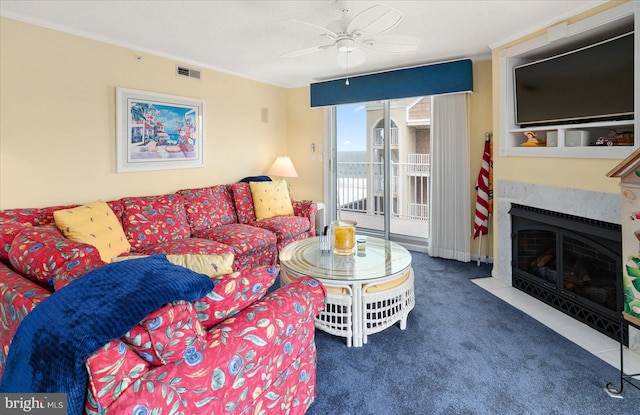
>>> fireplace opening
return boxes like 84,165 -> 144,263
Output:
510,204 -> 623,342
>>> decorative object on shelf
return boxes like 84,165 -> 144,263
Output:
520,131 -> 546,147
595,129 -> 634,146
565,130 -> 590,147
116,88 -> 205,172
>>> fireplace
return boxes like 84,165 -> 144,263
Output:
510,204 -> 624,341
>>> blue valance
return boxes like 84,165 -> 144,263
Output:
310,59 -> 473,107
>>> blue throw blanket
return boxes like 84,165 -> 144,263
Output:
0,255 -> 214,415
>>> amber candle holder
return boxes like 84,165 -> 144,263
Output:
331,220 -> 356,256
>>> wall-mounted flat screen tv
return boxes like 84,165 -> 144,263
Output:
514,32 -> 634,127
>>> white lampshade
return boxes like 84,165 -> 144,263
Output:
267,156 -> 298,178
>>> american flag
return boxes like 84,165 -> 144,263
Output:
473,137 -> 492,239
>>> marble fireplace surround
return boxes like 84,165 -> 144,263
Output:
493,180 -> 621,285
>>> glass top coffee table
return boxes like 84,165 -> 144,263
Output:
279,236 -> 414,347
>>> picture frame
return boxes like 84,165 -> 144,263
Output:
116,87 -> 205,172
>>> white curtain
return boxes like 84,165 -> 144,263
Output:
428,93 -> 471,261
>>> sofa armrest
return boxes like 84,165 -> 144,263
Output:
85,339 -> 151,413
0,261 -> 51,378
292,200 -> 317,236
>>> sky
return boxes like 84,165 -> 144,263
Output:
336,103 -> 366,152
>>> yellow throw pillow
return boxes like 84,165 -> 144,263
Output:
54,200 -> 131,262
249,180 -> 294,221
111,253 -> 234,277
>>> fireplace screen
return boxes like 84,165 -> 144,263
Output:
511,204 -> 622,340
517,229 -> 618,313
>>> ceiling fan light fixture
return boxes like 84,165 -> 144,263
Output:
336,46 -> 366,68
337,38 -> 355,53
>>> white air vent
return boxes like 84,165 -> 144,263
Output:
176,65 -> 201,80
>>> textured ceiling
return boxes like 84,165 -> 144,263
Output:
0,0 -> 608,88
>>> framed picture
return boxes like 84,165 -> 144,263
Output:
116,87 -> 205,172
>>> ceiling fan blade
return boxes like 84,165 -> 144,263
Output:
281,43 -> 334,58
336,47 -> 366,69
360,35 -> 422,53
289,19 -> 339,39
347,5 -> 403,38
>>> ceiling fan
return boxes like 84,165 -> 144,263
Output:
281,1 -> 421,69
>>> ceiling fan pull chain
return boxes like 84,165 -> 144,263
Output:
345,51 -> 350,85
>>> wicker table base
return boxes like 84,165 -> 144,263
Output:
279,237 -> 414,347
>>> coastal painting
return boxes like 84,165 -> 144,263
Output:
116,88 -> 205,172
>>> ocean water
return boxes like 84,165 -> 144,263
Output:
337,150 -> 366,163
337,151 -> 367,178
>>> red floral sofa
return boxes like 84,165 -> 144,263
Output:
0,183 -> 317,275
0,182 -> 323,413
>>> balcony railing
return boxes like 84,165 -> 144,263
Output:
407,154 -> 430,174
408,203 -> 429,220
373,127 -> 399,147
337,157 -> 430,221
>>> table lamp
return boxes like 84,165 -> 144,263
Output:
267,156 -> 298,179
267,155 -> 298,197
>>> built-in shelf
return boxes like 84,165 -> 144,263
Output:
505,120 -> 636,158
499,2 -> 639,159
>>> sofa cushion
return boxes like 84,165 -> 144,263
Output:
0,204 -> 79,227
231,182 -> 256,224
8,224 -> 105,290
194,265 -> 278,330
53,200 -> 131,262
0,221 -> 33,260
121,300 -> 207,365
105,199 -> 124,223
132,237 -> 235,258
193,223 -> 277,257
250,215 -> 312,242
112,253 -> 234,277
249,180 -> 294,221
121,194 -> 190,251
178,185 -> 237,232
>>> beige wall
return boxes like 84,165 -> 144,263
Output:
468,59 -> 494,256
285,88 -> 324,202
0,18 -> 290,208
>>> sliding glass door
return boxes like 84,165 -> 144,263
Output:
330,97 -> 430,249
334,101 -> 384,233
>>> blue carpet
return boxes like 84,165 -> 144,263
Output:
305,251 -> 639,415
